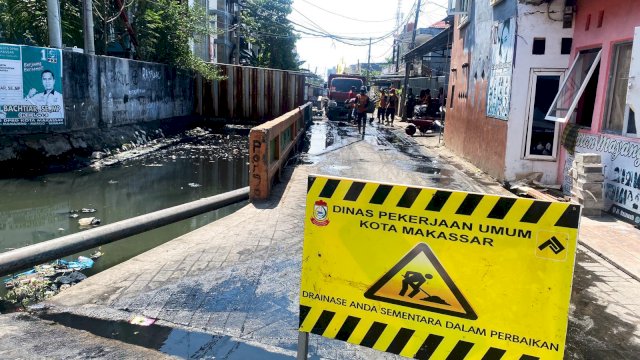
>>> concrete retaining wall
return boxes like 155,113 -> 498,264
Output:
0,51 -> 195,135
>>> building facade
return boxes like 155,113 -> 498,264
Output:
445,0 -> 574,182
552,0 -> 640,223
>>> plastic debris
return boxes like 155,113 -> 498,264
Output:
187,183 -> 202,188
129,315 -> 156,326
78,217 -> 101,227
81,208 -> 97,213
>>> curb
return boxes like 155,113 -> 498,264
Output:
578,240 -> 640,283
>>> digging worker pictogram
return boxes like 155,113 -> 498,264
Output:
400,271 -> 433,298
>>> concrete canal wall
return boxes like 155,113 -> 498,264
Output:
0,50 -> 306,175
0,51 -> 195,135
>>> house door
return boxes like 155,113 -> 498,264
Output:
524,70 -> 564,160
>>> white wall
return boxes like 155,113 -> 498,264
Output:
503,1 -> 573,183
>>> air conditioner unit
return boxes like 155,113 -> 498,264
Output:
447,0 -> 468,15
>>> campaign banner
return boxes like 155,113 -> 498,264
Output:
0,44 -> 64,126
486,18 -> 515,120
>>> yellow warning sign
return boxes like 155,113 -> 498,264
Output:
364,243 -> 477,320
299,175 -> 581,360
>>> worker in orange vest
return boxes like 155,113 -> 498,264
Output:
377,89 -> 388,124
355,86 -> 370,134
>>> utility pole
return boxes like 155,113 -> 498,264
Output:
401,0 -> 421,121
366,38 -> 372,85
234,0 -> 241,65
46,0 -> 63,48
83,0 -> 95,55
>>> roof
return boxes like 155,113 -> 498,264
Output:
429,20 -> 449,29
403,24 -> 453,60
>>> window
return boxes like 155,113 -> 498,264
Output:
624,29 -> 640,137
459,0 -> 471,27
330,78 -> 363,92
604,42 -> 632,133
525,71 -> 564,159
532,38 -> 546,55
450,85 -> 455,108
545,48 -> 602,123
449,0 -> 471,28
561,38 -> 572,55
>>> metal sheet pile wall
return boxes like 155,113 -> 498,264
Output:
199,64 -> 306,121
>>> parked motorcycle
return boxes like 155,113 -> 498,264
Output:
405,101 -> 443,136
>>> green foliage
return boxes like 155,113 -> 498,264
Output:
132,0 -> 221,80
0,0 -> 221,80
241,0 -> 300,70
0,0 -> 81,47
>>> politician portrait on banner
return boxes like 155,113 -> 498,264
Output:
0,45 -> 64,126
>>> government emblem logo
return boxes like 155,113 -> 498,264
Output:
311,200 -> 330,226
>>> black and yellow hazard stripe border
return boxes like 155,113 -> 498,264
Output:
307,175 -> 581,229
300,305 -> 541,360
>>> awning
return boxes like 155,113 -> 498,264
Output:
404,20 -> 453,61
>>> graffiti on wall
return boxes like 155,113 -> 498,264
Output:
486,18 -> 514,120
569,132 -> 640,224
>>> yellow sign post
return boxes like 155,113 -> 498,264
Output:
299,175 -> 581,359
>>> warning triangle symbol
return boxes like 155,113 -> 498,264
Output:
364,243 -> 477,320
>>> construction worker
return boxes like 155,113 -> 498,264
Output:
377,89 -> 388,124
386,88 -> 398,124
404,87 -> 416,121
355,86 -> 370,134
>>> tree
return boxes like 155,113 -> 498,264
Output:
0,0 -> 221,80
241,0 -> 300,70
131,0 -> 221,79
0,0 -> 82,47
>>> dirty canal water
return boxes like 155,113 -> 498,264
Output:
0,127 -> 249,303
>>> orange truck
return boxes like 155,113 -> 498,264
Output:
325,74 -> 366,121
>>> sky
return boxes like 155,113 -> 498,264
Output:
289,0 -> 449,78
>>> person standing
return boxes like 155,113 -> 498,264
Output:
404,87 -> 416,121
377,89 -> 388,123
355,86 -> 370,134
386,88 -> 398,125
346,86 -> 357,121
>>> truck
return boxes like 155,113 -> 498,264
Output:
325,74 -> 366,121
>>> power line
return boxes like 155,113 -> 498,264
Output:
298,0 -> 397,23
289,0 -> 418,45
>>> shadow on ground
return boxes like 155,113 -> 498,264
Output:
565,249 -> 640,359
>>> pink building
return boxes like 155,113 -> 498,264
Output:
551,0 -> 640,224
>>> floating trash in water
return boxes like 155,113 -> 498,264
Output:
81,208 -> 97,213
69,214 -> 79,219
57,228 -> 65,231
188,183 -> 202,188
108,180 -> 119,184
78,217 -> 101,227
144,163 -> 163,167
